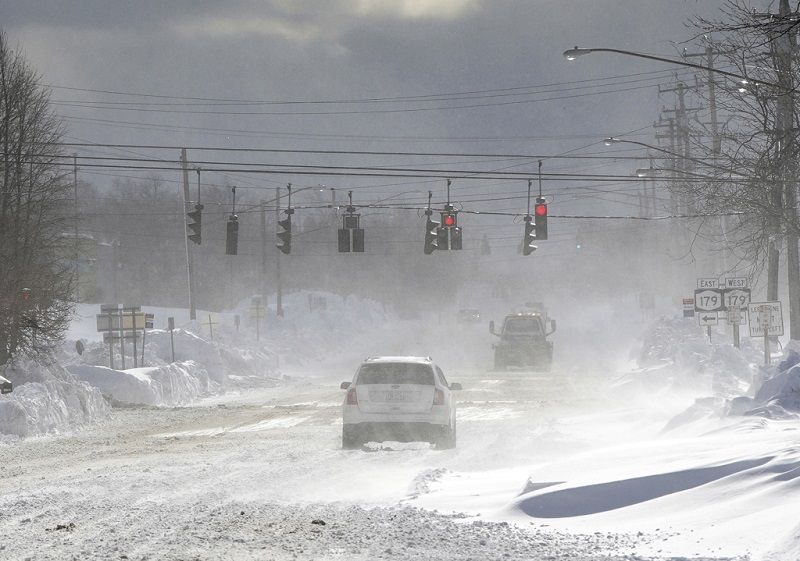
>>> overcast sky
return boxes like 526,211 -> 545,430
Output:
2,0 -> 743,214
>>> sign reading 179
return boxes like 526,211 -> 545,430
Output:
724,288 -> 751,308
694,288 -> 724,312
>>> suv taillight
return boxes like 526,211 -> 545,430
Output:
346,388 -> 358,405
433,388 -> 445,406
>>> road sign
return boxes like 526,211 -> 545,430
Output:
97,312 -> 146,331
682,298 -> 695,318
723,288 -> 751,309
144,313 -> 154,329
726,305 -> 746,325
697,278 -> 718,289
748,302 -> 784,337
698,312 -> 718,326
694,288 -> 724,312
725,277 -> 748,289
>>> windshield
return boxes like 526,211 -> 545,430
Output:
357,363 -> 434,385
504,317 -> 542,334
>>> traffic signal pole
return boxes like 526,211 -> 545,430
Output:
180,149 -> 198,321
275,186 -> 283,317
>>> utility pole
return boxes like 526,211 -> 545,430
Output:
655,115 -> 679,214
275,186 -> 283,317
73,154 -> 79,303
180,149 -> 197,320
659,82 -> 701,215
683,45 -> 723,156
775,0 -> 800,338
260,200 -> 268,300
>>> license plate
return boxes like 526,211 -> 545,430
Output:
385,390 -> 407,402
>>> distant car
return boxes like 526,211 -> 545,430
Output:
490,312 -> 556,371
340,356 -> 461,450
457,308 -> 481,324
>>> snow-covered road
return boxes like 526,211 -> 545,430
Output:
0,361 -> 792,560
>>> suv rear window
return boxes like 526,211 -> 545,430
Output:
357,363 -> 434,385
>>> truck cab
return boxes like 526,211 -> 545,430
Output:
490,313 -> 556,371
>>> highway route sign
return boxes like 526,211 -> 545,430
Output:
698,312 -> 718,326
723,288 -> 751,309
748,302 -> 784,337
694,288 -> 724,312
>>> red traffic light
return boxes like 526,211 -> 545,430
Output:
535,203 -> 547,217
442,213 -> 456,227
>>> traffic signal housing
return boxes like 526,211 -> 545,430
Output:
187,203 -> 203,245
225,214 -> 239,255
277,209 -> 293,255
439,210 -> 462,250
523,215 -> 537,255
423,213 -> 439,254
534,198 -> 548,240
338,213 -> 364,253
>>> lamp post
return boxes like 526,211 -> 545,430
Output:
563,47 -> 781,89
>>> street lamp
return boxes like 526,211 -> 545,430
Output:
563,46 -> 781,89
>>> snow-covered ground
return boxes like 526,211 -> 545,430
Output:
2,307 -> 800,559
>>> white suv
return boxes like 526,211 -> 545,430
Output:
340,356 -> 461,449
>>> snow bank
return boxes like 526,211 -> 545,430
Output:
0,358 -> 108,437
67,361 -> 214,407
614,316 -> 755,398
735,341 -> 800,419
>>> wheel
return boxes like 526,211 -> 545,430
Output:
342,425 -> 362,449
435,422 -> 457,450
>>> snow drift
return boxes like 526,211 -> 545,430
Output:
0,358 -> 109,437
67,361 -> 214,407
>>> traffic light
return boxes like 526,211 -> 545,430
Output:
441,212 -> 457,228
424,214 -> 439,254
438,211 -> 462,250
534,197 -> 548,240
450,227 -> 462,250
338,213 -> 364,253
277,210 -> 293,255
225,214 -> 239,255
187,203 -> 203,245
523,215 -> 537,256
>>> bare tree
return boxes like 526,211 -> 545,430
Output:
0,29 -> 73,365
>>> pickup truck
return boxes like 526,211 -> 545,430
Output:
490,313 -> 556,371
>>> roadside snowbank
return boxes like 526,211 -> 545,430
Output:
0,358 -> 108,437
614,316 -> 755,398
66,361 -> 214,407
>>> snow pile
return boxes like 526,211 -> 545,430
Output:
731,341 -> 800,419
615,316 -> 755,398
0,357 -> 108,437
66,361 -> 214,407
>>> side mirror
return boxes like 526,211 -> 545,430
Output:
547,319 -> 557,335
449,383 -> 463,391
489,320 -> 495,335
340,381 -> 351,390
